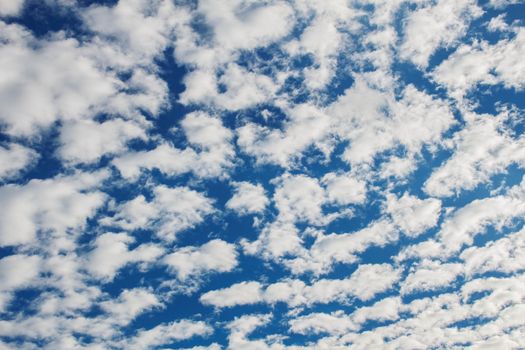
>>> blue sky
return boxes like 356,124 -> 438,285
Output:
1,0 -> 525,349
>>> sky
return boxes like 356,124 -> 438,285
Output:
0,0 -> 525,349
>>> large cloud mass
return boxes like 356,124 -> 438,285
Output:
1,0 -> 525,349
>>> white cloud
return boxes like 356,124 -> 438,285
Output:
113,112 -> 233,180
0,171 -> 107,247
322,172 -> 367,205
2,2 -> 525,349
424,111 -> 525,197
399,180 -> 525,260
0,0 -> 24,17
57,119 -> 146,164
174,0 -> 293,110
124,320 -> 213,350
236,103 -> 331,167
179,345 -> 221,350
112,143 -> 199,180
197,0 -> 294,52
461,227 -> 525,277
272,173 -> 326,224
226,313 -> 273,348
351,296 -> 402,326
433,28 -> 525,99
331,273 -> 525,348
287,220 -> 398,275
241,220 -> 304,261
164,239 -> 238,280
488,0 -> 522,8
180,64 -> 277,110
0,19 -> 167,137
385,192 -> 441,237
235,73 -> 453,173
83,0 -> 176,60
200,281 -> 264,308
438,184 -> 525,253
400,260 -> 463,295
330,80 -> 455,167
348,263 -> 401,301
100,288 -> 161,326
86,233 -> 163,281
182,111 -> 233,149
226,181 -> 268,215
0,254 -> 40,291
0,143 -> 37,181
289,311 -> 357,335
290,297 -> 402,336
103,185 -> 214,241
487,14 -> 509,32
379,155 -> 418,179
200,263 -> 400,308
0,24 -> 114,136
285,10 -> 349,90
400,0 -> 482,68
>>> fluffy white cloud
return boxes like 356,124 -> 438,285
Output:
433,27 -> 525,99
0,0 -> 24,17
226,181 -> 268,215
180,63 -> 277,110
284,3 -> 358,90
461,227 -> 525,276
86,233 -> 163,281
174,0 -> 294,110
379,155 -> 418,179
385,192 -> 441,237
351,296 -> 402,326
0,171 -> 107,247
0,19 -> 167,137
200,263 -> 400,308
290,297 -> 401,335
197,0 -> 294,52
425,111 -> 525,197
57,119 -> 146,164
400,0 -> 482,68
399,179 -> 525,260
487,14 -> 509,32
2,2 -> 525,349
289,311 -> 357,335
0,254 -> 40,291
181,111 -> 233,149
200,281 -> 264,308
113,143 -> 198,180
103,185 -> 214,241
226,313 -> 273,348
237,104 -> 331,167
272,173 -> 326,224
83,0 -> 176,60
0,143 -> 37,180
322,172 -> 367,205
438,185 -> 525,253
164,239 -> 238,280
287,220 -> 398,275
113,112 -> 233,180
0,29 -> 110,135
100,288 -> 161,326
400,260 -> 463,295
329,80 -> 455,167
488,0 -> 522,8
241,220 -> 304,261
123,320 -> 213,350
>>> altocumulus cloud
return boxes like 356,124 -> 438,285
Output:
1,0 -> 525,349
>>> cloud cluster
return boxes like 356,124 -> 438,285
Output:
1,0 -> 525,349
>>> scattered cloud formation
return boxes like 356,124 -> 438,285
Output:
1,1 -> 525,349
